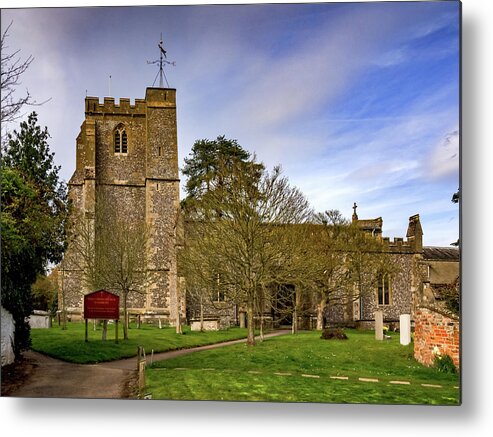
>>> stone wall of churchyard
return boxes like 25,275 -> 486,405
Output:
414,307 -> 460,368
1,306 -> 15,366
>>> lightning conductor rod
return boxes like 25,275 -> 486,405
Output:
159,34 -> 164,88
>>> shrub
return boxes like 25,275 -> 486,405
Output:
434,353 -> 457,374
321,328 -> 348,340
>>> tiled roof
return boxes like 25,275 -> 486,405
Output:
423,246 -> 460,261
356,218 -> 383,231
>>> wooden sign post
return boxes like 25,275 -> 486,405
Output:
83,290 -> 120,344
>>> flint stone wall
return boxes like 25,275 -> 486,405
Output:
360,252 -> 415,322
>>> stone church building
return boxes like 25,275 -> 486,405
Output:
185,207 -> 459,330
63,87 -> 182,324
62,86 -> 459,330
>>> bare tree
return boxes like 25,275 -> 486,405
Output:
66,193 -> 150,340
181,161 -> 312,345
419,278 -> 459,321
343,224 -> 397,315
307,210 -> 398,329
1,22 -> 34,131
96,215 -> 149,340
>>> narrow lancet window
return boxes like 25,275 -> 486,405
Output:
121,131 -> 128,154
377,274 -> 391,305
114,125 -> 128,155
114,131 -> 121,153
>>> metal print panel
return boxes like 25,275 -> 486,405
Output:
1,1 -> 460,405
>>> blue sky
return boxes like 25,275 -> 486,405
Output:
1,1 -> 460,246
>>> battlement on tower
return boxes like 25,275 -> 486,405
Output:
85,96 -> 146,115
381,236 -> 416,253
84,88 -> 176,115
354,203 -> 423,254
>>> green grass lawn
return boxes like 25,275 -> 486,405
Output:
30,322 -> 252,364
146,329 -> 460,405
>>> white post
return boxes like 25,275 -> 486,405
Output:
375,310 -> 384,341
239,312 -> 246,328
400,314 -> 411,345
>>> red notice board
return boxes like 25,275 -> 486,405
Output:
84,290 -> 120,320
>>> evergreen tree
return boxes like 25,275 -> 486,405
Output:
181,135 -> 263,211
181,162 -> 312,345
1,112 -> 67,356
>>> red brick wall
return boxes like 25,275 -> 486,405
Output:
414,308 -> 460,368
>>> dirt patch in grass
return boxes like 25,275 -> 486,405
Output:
121,371 -> 139,399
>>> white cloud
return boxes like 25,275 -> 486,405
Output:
373,48 -> 408,67
2,4 -> 459,246
427,129 -> 459,179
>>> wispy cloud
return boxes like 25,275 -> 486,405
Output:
1,2 -> 459,246
427,129 -> 460,179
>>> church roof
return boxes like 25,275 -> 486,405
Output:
423,246 -> 460,261
355,218 -> 383,232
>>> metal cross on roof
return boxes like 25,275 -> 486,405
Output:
147,33 -> 176,88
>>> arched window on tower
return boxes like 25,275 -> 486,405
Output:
114,125 -> 128,155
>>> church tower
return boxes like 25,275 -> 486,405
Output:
63,87 -> 181,324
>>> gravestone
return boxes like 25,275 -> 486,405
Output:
239,312 -> 246,328
190,318 -> 219,331
399,314 -> 411,345
28,310 -> 52,329
375,310 -> 384,341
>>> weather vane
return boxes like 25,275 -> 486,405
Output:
147,33 -> 176,88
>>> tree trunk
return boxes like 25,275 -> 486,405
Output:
176,306 -> 182,334
246,297 -> 255,346
259,288 -> 264,341
259,312 -> 264,342
61,264 -> 67,330
62,308 -> 67,331
199,295 -> 204,332
102,319 -> 108,341
123,292 -> 129,340
176,287 -> 182,334
316,296 -> 327,330
291,290 -> 298,335
292,305 -> 297,335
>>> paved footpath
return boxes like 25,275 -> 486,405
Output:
4,331 -> 289,399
